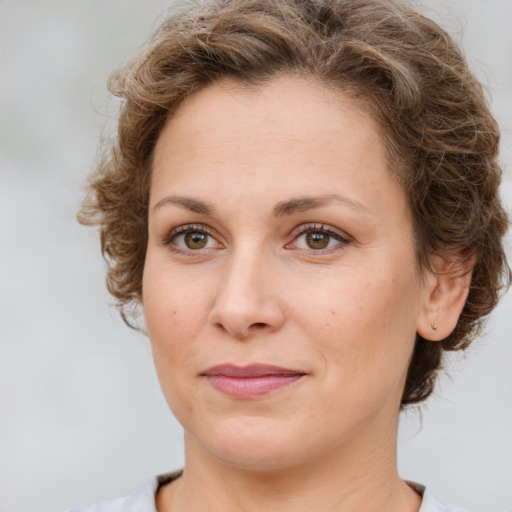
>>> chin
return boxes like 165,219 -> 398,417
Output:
212,445 -> 301,473
193,417 -> 309,472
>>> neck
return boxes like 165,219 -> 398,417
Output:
159,415 -> 421,512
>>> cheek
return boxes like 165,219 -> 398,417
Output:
142,270 -> 206,420
142,261 -> 209,362
290,266 -> 420,373
288,270 -> 395,333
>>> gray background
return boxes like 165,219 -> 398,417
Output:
1,1 -> 511,511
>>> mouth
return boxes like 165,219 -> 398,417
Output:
201,364 -> 307,399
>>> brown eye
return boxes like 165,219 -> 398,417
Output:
287,224 -> 350,253
306,232 -> 330,249
166,226 -> 219,252
184,232 -> 209,249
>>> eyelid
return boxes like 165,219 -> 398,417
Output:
161,222 -> 350,254
162,223 -> 223,252
286,223 -> 351,252
291,223 -> 350,241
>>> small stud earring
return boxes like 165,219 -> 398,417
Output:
431,322 -> 438,331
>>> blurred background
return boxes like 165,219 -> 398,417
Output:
1,1 -> 511,511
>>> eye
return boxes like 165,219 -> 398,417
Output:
178,232 -> 211,250
302,232 -> 332,250
287,224 -> 350,252
163,225 -> 221,252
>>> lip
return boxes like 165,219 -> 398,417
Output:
202,364 -> 307,399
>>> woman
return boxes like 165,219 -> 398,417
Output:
74,0 -> 509,510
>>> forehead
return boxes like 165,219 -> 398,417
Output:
150,75 -> 404,218
154,75 -> 384,165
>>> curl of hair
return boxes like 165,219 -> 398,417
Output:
78,0 -> 510,405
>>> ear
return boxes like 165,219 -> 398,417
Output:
416,256 -> 473,341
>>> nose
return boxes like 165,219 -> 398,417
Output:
208,249 -> 286,339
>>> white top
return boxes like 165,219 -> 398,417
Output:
68,475 -> 466,512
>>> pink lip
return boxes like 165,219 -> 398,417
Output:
202,364 -> 306,399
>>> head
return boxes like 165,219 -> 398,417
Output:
79,0 -> 509,412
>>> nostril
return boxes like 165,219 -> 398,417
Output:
251,322 -> 266,329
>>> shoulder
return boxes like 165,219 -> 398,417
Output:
69,475 -> 465,512
419,487 -> 467,512
67,477 -> 159,512
407,481 -> 466,512
67,472 -> 182,512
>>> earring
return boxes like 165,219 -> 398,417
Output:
431,322 -> 438,332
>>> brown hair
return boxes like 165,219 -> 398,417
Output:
79,0 -> 510,406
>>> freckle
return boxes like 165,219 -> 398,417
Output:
331,311 -> 336,315
172,310 -> 177,315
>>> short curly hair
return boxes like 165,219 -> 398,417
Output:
79,0 -> 510,406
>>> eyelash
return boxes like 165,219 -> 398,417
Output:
162,223 -> 351,255
162,224 -> 221,254
286,223 -> 351,254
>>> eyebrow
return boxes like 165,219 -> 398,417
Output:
153,193 -> 369,217
153,196 -> 217,215
273,194 -> 370,217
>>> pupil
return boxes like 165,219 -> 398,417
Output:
306,232 -> 329,249
185,232 -> 207,249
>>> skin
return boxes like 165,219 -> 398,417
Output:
143,75 -> 469,512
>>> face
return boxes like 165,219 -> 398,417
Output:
144,76 -> 430,471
